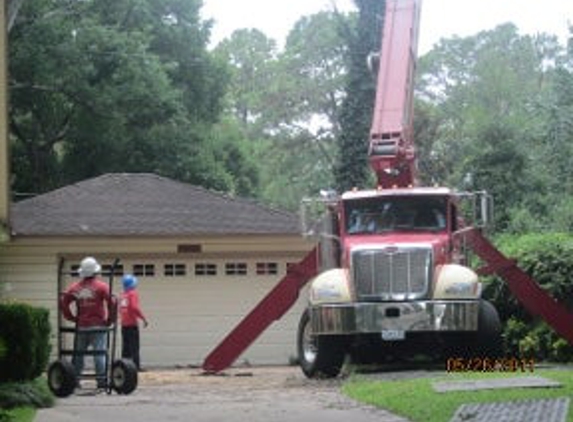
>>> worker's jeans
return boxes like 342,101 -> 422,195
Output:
122,326 -> 141,370
73,327 -> 107,383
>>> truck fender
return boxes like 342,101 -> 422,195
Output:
433,264 -> 482,300
309,268 -> 352,305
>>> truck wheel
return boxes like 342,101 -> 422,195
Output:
445,300 -> 502,358
297,309 -> 345,378
111,359 -> 138,395
475,299 -> 503,356
47,359 -> 77,398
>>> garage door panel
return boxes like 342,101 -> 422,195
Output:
119,259 -> 310,367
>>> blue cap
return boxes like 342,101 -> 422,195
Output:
122,274 -> 138,291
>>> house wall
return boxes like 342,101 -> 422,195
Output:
0,235 -> 315,367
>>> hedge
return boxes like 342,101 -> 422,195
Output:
0,302 -> 51,382
482,232 -> 573,361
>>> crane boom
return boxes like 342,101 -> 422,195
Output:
369,0 -> 420,188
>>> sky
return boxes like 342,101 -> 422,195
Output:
201,0 -> 573,53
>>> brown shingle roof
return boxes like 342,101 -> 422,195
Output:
10,173 -> 300,236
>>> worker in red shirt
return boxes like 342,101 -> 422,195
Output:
61,257 -> 113,387
120,274 -> 148,371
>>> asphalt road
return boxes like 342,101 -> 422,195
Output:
35,366 -> 411,422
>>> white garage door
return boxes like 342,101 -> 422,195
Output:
105,256 -> 309,368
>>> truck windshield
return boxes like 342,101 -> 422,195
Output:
345,196 -> 447,234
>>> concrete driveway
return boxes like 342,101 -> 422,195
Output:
35,366 -> 410,422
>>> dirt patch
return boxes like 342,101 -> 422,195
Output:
139,365 -> 340,390
137,362 -> 442,391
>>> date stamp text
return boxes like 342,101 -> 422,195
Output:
446,357 -> 535,372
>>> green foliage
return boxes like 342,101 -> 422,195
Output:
214,29 -> 278,127
0,337 -> 6,359
482,233 -> 573,361
0,303 -> 51,382
0,377 -> 54,410
462,124 -> 528,231
9,0 -> 239,196
502,318 -> 529,356
205,118 -> 260,197
214,12 -> 352,209
413,101 -> 442,185
334,0 -> 383,192
416,24 -> 573,233
0,407 -> 35,422
255,130 -> 338,210
282,11 -> 348,130
9,0 -> 573,229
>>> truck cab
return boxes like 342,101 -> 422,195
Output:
297,188 -> 501,378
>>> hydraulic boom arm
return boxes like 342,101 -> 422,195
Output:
369,0 -> 420,188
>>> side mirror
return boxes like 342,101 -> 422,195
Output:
480,192 -> 494,227
454,191 -> 494,230
300,192 -> 339,239
473,191 -> 493,229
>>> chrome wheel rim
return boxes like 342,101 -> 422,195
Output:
302,322 -> 317,364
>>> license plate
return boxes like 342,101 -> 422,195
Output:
381,330 -> 405,341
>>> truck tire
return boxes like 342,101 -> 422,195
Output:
445,299 -> 502,358
475,299 -> 503,356
47,359 -> 77,398
111,358 -> 138,395
297,309 -> 345,378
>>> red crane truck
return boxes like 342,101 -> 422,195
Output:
202,0 -> 573,376
296,0 -> 500,377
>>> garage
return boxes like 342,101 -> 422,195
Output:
0,173 -> 314,367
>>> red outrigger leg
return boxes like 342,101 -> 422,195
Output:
464,228 -> 573,345
202,247 -> 319,373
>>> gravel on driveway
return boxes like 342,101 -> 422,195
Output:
35,366 -> 411,422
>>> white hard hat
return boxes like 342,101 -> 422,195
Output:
78,257 -> 101,279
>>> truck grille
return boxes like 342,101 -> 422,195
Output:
351,245 -> 432,301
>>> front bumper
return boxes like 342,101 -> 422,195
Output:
309,300 -> 479,334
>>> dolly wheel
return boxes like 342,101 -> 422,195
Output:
111,359 -> 138,395
47,360 -> 77,398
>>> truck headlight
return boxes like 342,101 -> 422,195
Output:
433,264 -> 481,299
309,269 -> 352,305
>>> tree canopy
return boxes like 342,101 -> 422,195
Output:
213,11 -> 352,209
416,23 -> 573,231
8,0 -> 255,196
8,0 -> 573,235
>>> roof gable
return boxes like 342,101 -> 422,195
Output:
10,173 -> 300,236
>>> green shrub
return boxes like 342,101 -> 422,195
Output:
0,303 -> 51,382
482,232 -> 573,361
31,308 -> 51,380
502,317 -> 528,356
0,337 -> 6,359
0,377 -> 54,409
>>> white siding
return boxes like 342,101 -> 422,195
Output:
0,235 -> 314,368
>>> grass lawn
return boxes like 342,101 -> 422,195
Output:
343,367 -> 573,422
0,407 -> 35,422
0,377 -> 53,422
